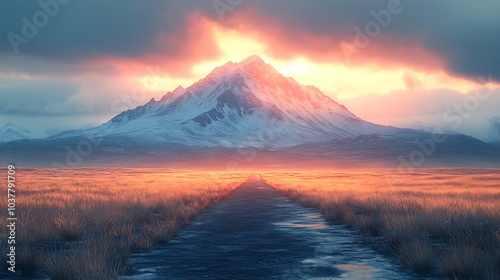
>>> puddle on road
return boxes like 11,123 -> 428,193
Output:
121,181 -> 439,280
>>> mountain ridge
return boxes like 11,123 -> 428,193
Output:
2,55 -> 500,168
89,55 -> 396,148
0,123 -> 30,143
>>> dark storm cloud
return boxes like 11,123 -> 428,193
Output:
239,0 -> 500,81
1,0 -> 500,80
0,54 -> 106,77
0,0 -> 219,61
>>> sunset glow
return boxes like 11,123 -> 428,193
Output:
2,1 -> 499,140
1,2 -> 500,278
137,22 -> 494,101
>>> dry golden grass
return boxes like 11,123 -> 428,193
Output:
0,168 -> 248,279
264,168 -> 500,280
1,167 -> 498,279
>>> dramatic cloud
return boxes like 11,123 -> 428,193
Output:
0,1 -> 219,62
1,1 -> 500,139
2,1 -> 499,80
229,0 -> 500,81
342,88 -> 500,141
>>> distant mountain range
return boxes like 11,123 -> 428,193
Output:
1,56 -> 499,168
410,121 -> 457,135
0,124 -> 30,143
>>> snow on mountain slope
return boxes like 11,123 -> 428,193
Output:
0,124 -> 30,143
410,121 -> 457,135
92,55 -> 396,148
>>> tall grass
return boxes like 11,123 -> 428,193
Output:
0,168 -> 248,279
264,168 -> 500,279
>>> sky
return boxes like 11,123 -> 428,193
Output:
1,0 -> 499,141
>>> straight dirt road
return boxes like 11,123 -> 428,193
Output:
122,176 -> 436,280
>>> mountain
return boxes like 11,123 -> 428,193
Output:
78,55 -> 395,148
0,124 -> 30,143
1,55 -> 500,168
410,121 -> 456,135
490,141 -> 500,148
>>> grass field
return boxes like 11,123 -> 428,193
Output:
264,168 -> 500,280
1,168 -> 498,279
0,168 -> 248,279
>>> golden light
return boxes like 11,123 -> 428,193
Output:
136,20 -> 494,101
138,75 -> 194,93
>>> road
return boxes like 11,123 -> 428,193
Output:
122,177 -> 436,280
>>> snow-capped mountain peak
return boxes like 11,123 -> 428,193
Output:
95,55 -> 393,148
0,124 -> 30,143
